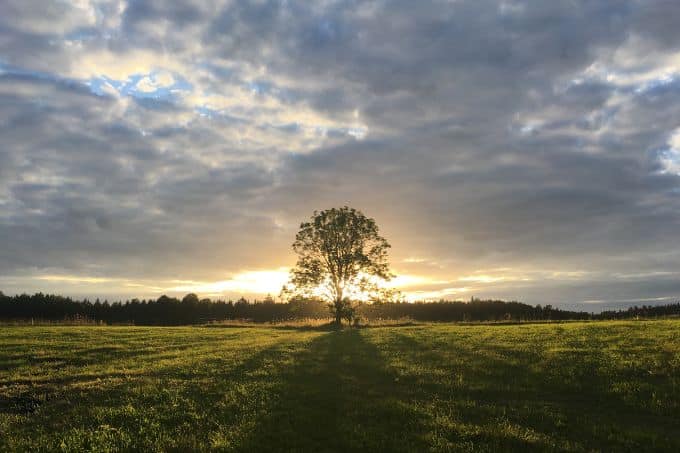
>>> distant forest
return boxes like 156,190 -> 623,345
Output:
1,291 -> 679,325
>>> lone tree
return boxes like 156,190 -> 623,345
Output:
284,206 -> 394,325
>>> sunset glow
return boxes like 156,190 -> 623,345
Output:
1,0 -> 680,310
3,3 -> 680,452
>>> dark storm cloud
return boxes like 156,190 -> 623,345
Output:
1,0 -> 680,306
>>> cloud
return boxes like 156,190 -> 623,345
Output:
1,1 -> 680,308
134,71 -> 175,92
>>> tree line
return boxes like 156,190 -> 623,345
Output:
1,291 -> 678,325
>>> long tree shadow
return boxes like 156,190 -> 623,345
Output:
237,329 -> 430,452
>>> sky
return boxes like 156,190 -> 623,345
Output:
1,0 -> 680,311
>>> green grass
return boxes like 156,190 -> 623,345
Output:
1,321 -> 679,452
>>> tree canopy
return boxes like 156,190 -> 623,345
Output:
284,206 -> 395,325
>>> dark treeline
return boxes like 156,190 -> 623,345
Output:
360,299 -> 591,322
0,291 -> 679,325
598,303 -> 680,319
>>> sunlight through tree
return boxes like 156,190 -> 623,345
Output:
283,207 -> 395,325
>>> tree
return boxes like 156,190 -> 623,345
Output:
182,293 -> 200,305
284,206 -> 394,325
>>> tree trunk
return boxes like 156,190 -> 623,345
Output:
334,283 -> 344,326
334,299 -> 343,326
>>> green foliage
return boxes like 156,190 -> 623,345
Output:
285,206 -> 394,325
1,321 -> 679,451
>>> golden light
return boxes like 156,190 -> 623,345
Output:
167,268 -> 290,297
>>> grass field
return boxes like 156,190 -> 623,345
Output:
1,321 -> 679,452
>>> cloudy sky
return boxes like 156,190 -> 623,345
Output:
1,0 -> 680,310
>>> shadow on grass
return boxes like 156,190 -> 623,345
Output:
236,329 -> 430,452
8,326 -> 677,452
1,335 -> 317,451
0,343 -> 203,384
383,330 -> 680,452
204,322 -> 426,331
204,323 -> 339,332
3,330 -> 431,451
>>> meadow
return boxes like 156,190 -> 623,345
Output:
1,321 -> 679,452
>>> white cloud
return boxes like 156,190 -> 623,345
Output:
659,129 -> 680,175
134,71 -> 176,93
